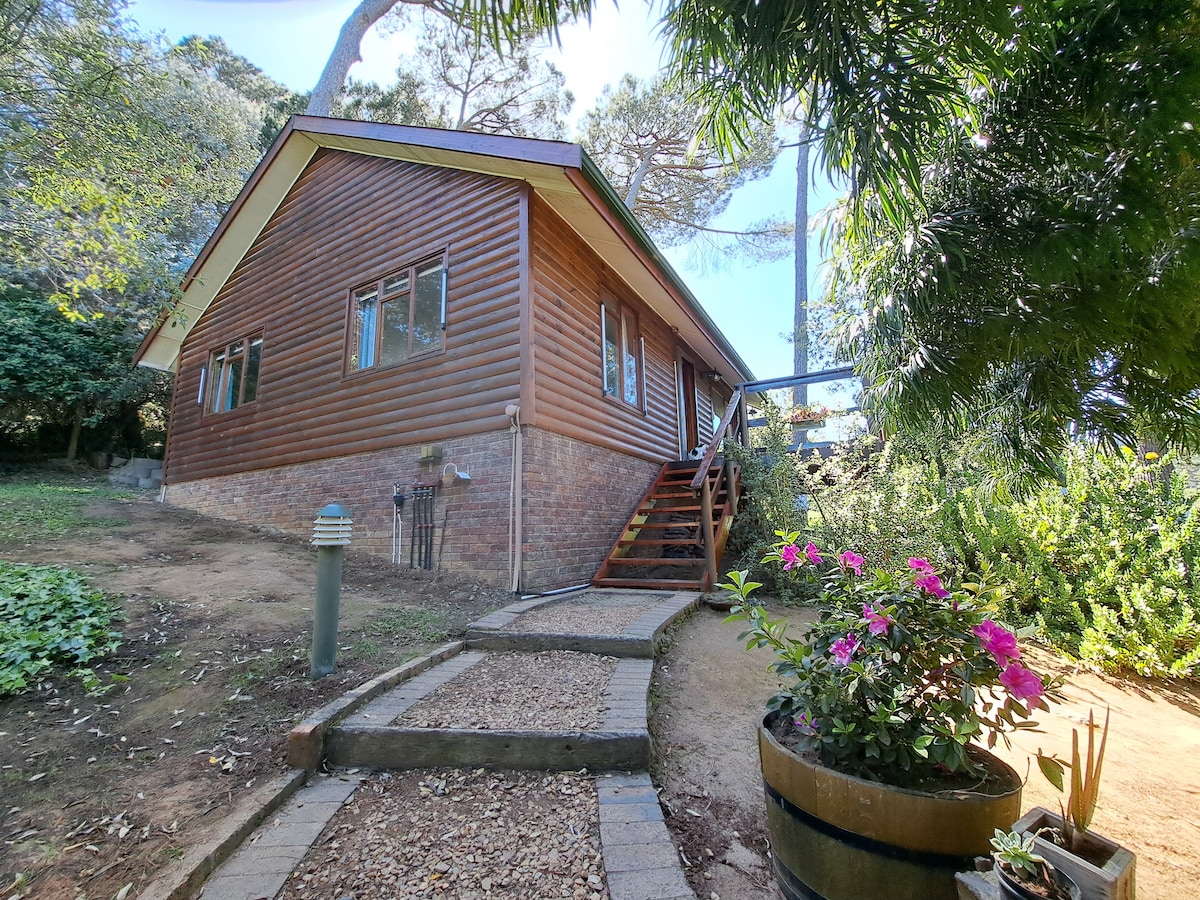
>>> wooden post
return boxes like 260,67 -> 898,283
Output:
724,456 -> 739,509
699,476 -> 717,590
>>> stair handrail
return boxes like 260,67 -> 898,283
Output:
690,388 -> 744,588
689,388 -> 744,492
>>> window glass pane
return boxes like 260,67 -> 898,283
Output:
622,311 -> 639,405
242,338 -> 263,404
355,291 -> 378,369
379,297 -> 411,365
412,263 -> 444,356
228,339 -> 244,357
382,274 -> 409,296
602,306 -> 619,395
226,354 -> 243,410
208,351 -> 226,412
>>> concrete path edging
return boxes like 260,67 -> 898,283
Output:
286,640 -> 465,770
137,769 -> 307,900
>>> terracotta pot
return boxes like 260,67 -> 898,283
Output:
759,711 -> 1024,900
997,861 -> 1082,900
1013,807 -> 1137,900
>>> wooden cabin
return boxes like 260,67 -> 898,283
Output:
135,116 -> 753,592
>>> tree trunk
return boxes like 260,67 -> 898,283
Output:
792,125 -> 811,412
307,0 -> 406,117
66,403 -> 83,461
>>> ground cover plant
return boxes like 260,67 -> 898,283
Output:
729,435 -> 1200,676
0,562 -> 123,696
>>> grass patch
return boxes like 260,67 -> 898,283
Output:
370,607 -> 453,643
0,481 -> 131,542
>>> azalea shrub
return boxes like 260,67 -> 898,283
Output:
724,534 -> 1059,786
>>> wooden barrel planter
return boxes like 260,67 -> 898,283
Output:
759,712 -> 1024,900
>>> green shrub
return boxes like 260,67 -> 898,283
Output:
0,563 -> 124,696
966,447 -> 1200,677
725,403 -> 815,602
752,436 -> 1200,677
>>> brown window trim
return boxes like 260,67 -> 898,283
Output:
346,251 -> 448,375
600,298 -> 646,413
200,333 -> 264,415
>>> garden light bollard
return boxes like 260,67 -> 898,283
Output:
310,503 -> 352,680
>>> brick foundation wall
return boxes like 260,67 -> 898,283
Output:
163,427 -> 662,591
164,432 -> 513,585
520,428 -> 660,588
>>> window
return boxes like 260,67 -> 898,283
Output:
601,301 -> 644,409
204,335 -> 263,413
351,256 -> 447,371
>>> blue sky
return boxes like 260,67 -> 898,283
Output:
126,0 -> 843,381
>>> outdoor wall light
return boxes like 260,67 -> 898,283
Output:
441,462 -> 471,487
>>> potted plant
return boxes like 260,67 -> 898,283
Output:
723,533 -> 1062,900
991,829 -> 1082,900
1016,709 -> 1136,900
783,402 -> 831,426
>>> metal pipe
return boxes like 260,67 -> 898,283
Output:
310,503 -> 351,680
311,544 -> 344,679
506,404 -> 523,593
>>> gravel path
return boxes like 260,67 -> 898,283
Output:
508,594 -> 668,635
275,769 -> 607,900
393,651 -> 617,731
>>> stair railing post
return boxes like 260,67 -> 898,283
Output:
699,477 -> 718,590
724,456 -> 739,509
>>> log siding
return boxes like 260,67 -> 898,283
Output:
528,195 -> 689,462
165,150 -> 524,484
532,194 -> 720,460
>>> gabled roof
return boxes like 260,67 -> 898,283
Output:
135,116 -> 754,384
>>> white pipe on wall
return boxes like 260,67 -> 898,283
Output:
506,403 -> 523,593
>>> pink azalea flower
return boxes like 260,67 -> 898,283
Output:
838,550 -> 864,575
908,557 -> 935,574
1000,663 -> 1045,710
914,573 -> 951,598
794,712 -> 816,732
862,602 -> 893,637
780,544 -> 801,570
973,620 -> 1021,666
804,542 -> 824,566
830,632 -> 860,666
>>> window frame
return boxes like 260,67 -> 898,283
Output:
600,299 -> 645,412
347,252 -> 448,374
201,333 -> 264,415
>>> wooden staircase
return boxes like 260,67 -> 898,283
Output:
592,460 -> 739,591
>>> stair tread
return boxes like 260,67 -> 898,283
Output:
606,557 -> 704,566
616,538 -> 700,546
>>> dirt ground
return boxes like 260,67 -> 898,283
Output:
651,603 -> 1200,900
0,485 -> 512,900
